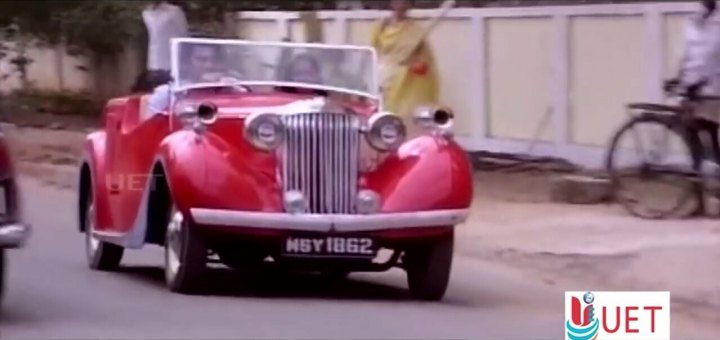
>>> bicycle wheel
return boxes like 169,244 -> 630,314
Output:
606,114 -> 700,219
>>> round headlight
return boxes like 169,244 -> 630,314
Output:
366,112 -> 406,151
244,112 -> 284,150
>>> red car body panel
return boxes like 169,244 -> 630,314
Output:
82,131 -> 113,232
364,136 -> 473,212
83,90 -> 472,247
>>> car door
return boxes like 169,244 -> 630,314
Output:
112,96 -> 171,234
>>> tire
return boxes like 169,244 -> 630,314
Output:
164,202 -> 207,294
606,114 -> 699,219
320,270 -> 350,282
405,231 -> 454,301
216,250 -> 265,272
84,187 -> 124,271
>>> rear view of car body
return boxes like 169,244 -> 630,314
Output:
0,135 -> 31,307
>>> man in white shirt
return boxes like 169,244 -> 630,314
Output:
143,1 -> 188,72
665,0 -> 720,214
132,1 -> 188,93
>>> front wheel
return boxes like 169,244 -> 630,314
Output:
164,204 -> 207,294
85,191 -> 124,270
606,114 -> 699,219
404,231 -> 454,301
320,270 -> 350,282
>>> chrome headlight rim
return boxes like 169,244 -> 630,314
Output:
365,111 -> 406,151
244,112 -> 285,151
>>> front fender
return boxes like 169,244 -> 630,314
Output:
365,135 -> 473,213
156,130 -> 281,214
81,131 -> 113,230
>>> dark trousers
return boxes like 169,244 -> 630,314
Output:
687,118 -> 720,166
686,118 -> 720,212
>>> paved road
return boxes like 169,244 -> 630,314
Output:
2,177 -> 566,339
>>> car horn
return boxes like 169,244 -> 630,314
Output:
412,105 -> 454,136
197,102 -> 219,125
177,102 -> 218,133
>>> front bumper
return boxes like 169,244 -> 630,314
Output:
0,222 -> 30,248
190,208 -> 468,232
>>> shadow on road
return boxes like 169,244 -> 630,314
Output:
116,265 -> 415,301
0,307 -> 38,326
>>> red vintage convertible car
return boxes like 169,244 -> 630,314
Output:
77,38 -> 472,300
0,129 -> 30,307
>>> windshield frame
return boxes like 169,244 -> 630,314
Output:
169,37 -> 379,99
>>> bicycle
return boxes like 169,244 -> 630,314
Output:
605,80 -> 720,219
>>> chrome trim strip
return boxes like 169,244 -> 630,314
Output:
190,208 -> 469,232
177,81 -> 377,99
0,223 -> 31,248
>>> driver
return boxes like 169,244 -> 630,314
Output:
146,42 -> 244,114
180,43 -> 225,84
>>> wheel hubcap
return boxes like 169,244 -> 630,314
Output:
86,204 -> 100,258
165,207 -> 183,280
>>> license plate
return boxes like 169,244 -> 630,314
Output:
283,236 -> 375,257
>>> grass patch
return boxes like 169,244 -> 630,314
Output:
2,89 -> 103,116
0,89 -> 102,129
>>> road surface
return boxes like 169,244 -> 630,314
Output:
1,176 -> 569,339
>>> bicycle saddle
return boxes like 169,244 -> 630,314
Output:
626,102 -> 684,114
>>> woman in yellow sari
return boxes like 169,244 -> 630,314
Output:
371,0 -> 440,124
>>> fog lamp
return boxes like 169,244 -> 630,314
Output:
284,190 -> 306,214
356,190 -> 380,214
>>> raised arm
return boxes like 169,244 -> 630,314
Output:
172,5 -> 189,38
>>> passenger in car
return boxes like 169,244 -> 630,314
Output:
278,54 -> 327,96
282,53 -> 322,84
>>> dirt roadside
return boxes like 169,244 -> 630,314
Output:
5,123 -> 720,330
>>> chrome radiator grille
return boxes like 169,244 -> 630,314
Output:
282,113 -> 361,214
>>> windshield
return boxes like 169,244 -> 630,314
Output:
170,38 -> 378,98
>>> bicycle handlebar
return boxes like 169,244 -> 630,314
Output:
664,78 -> 720,101
668,89 -> 720,101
